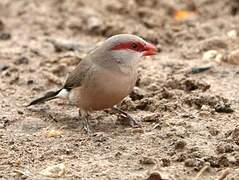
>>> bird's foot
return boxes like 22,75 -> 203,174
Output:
82,119 -> 93,135
112,107 -> 141,128
79,110 -> 94,135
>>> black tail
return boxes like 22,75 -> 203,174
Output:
27,89 -> 62,107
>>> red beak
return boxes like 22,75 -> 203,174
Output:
143,42 -> 157,56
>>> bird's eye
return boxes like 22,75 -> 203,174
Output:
131,43 -> 138,49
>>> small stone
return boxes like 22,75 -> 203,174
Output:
216,143 -> 234,154
200,37 -> 228,51
139,156 -> 156,165
14,169 -> 31,179
46,129 -> 64,138
205,156 -> 220,168
136,97 -> 154,111
51,64 -> 66,76
27,80 -> 34,85
218,155 -> 230,167
40,163 -> 66,177
17,110 -> 24,115
14,57 -> 29,65
106,2 -> 124,13
0,19 -> 4,31
201,105 -> 211,111
227,30 -> 237,38
93,132 -> 108,142
185,159 -> 194,167
42,71 -> 62,85
119,97 -> 136,111
232,127 -> 239,145
86,16 -> 103,33
161,158 -> 170,167
9,75 -> 20,85
199,111 -> 210,117
0,32 -> 11,40
0,64 -> 9,72
146,172 -> 162,180
185,159 -> 206,170
130,87 -> 145,101
227,49 -> 239,65
215,102 -> 234,113
161,88 -> 173,99
147,83 -> 159,91
233,154 -> 239,165
215,53 -> 224,62
175,140 -> 187,150
207,127 -> 219,136
142,113 -> 161,122
202,50 -> 218,62
191,66 -> 212,74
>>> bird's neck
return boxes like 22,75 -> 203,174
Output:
91,49 -> 140,75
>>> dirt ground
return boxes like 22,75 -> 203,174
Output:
1,0 -> 239,179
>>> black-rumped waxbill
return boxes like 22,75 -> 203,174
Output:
28,34 -> 157,134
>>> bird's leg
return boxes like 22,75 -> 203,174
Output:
112,107 -> 141,127
79,110 -> 93,135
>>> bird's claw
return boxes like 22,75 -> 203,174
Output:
113,107 -> 141,128
82,121 -> 93,135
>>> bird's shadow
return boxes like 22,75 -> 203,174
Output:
26,105 -> 120,133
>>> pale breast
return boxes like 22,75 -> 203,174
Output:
69,66 -> 137,111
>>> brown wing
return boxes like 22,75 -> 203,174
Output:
63,57 -> 93,90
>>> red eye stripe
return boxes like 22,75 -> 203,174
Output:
111,41 -> 145,52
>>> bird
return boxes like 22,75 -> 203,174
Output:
27,34 -> 157,134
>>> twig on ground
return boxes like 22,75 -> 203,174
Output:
192,163 -> 210,180
217,168 -> 231,180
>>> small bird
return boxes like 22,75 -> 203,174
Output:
28,34 -> 157,134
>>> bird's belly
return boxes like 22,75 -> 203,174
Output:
69,71 -> 136,111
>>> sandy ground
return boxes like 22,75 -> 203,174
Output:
1,0 -> 239,179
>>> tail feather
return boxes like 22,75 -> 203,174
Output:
27,89 -> 63,107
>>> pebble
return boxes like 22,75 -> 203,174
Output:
146,172 -> 162,180
161,158 -> 170,167
201,105 -> 211,111
27,79 -> 34,85
202,50 -> 221,62
139,156 -> 156,165
86,16 -> 103,33
142,113 -> 161,122
174,140 -> 187,150
93,132 -> 108,142
214,102 -> 234,113
14,57 -> 29,65
227,49 -> 239,65
216,142 -> 234,154
0,19 -> 4,31
199,110 -> 210,117
191,66 -> 212,74
0,32 -> 11,40
231,127 -> 239,145
200,37 -> 228,51
42,71 -> 62,85
40,163 -> 66,177
227,30 -> 237,39
184,158 -> 200,168
106,2 -> 124,13
130,87 -> 145,101
46,129 -> 64,138
0,64 -> 9,72
207,127 -> 219,136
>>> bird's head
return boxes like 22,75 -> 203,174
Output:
93,34 -> 157,66
108,34 -> 157,56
